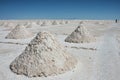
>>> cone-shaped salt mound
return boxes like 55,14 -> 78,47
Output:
59,21 -> 64,24
65,24 -> 96,43
79,21 -> 83,24
26,22 -> 38,28
10,31 -> 77,77
52,21 -> 58,25
65,21 -> 69,24
5,24 -> 33,39
41,21 -> 48,26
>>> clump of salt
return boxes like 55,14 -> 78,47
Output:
5,24 -> 33,39
65,24 -> 96,43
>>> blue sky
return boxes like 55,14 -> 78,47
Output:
0,0 -> 120,20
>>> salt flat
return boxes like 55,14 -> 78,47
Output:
0,20 -> 120,80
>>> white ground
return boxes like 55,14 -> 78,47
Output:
0,20 -> 120,80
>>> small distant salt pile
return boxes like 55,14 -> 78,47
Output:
31,22 -> 38,26
59,21 -> 64,24
24,22 -> 31,28
41,21 -> 46,26
65,21 -> 69,24
94,21 -> 104,25
10,31 -> 77,77
26,22 -> 38,28
5,24 -> 33,39
36,21 -> 41,25
52,20 -> 58,25
23,22 -> 29,26
0,22 -> 4,26
2,22 -> 8,27
41,21 -> 49,26
79,21 -> 83,24
5,22 -> 16,29
65,24 -> 96,43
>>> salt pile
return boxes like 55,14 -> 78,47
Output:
65,21 -> 69,24
31,22 -> 38,26
0,22 -> 4,26
79,21 -> 83,24
4,22 -> 17,29
8,22 -> 15,27
10,31 -> 77,77
65,24 -> 96,43
24,22 -> 32,28
36,21 -> 41,25
5,24 -> 33,39
52,20 -> 58,25
41,21 -> 48,26
26,22 -> 38,28
24,22 -> 30,26
59,21 -> 64,24
3,22 -> 18,31
2,22 -> 8,27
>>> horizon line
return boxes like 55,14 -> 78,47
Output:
0,18 -> 119,20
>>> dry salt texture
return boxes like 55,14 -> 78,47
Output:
65,24 -> 96,43
0,20 -> 120,80
10,31 -> 77,77
5,24 -> 33,39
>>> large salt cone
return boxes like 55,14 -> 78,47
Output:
10,31 -> 77,77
